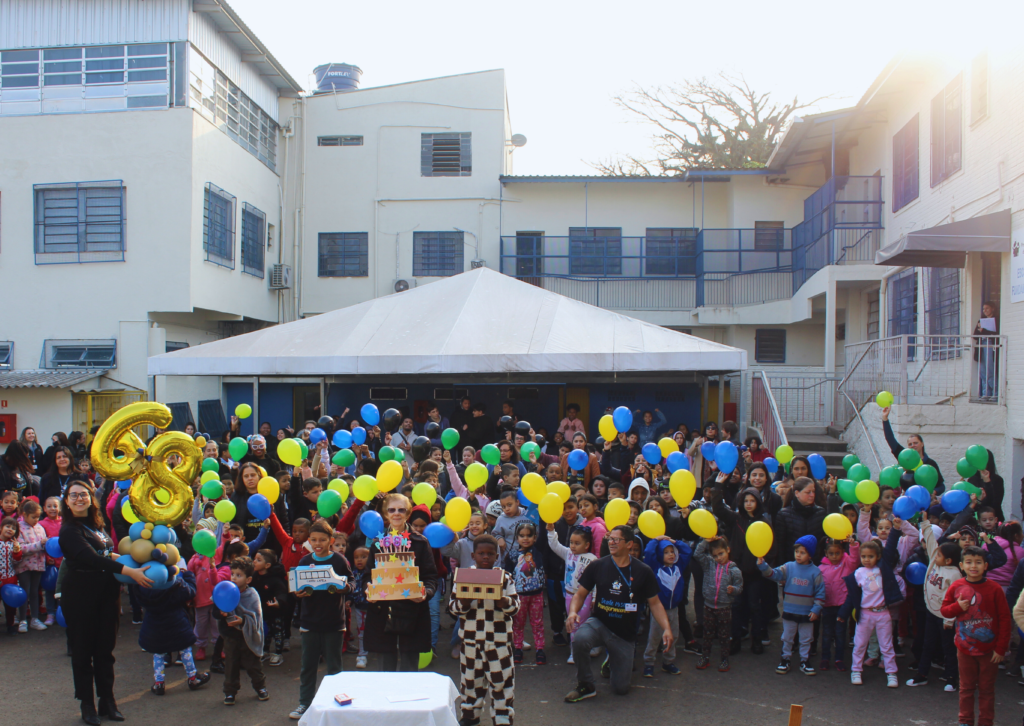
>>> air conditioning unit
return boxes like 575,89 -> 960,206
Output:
269,264 -> 292,289
470,259 -> 487,269
393,278 -> 417,293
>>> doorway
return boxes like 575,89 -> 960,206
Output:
515,231 -> 544,286
292,386 -> 320,429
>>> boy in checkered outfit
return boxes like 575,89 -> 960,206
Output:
449,533 -> 521,726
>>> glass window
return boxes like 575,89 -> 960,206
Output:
128,43 -> 166,56
925,267 -> 960,336
241,203 -> 266,278
887,268 -> 918,338
893,116 -> 920,212
33,181 -> 126,264
44,61 -> 82,73
85,58 -> 123,71
754,329 -> 786,363
1,50 -> 39,62
420,133 -> 471,176
128,70 -> 166,82
413,231 -> 464,276
930,73 -> 963,187
85,72 -> 123,84
646,228 -> 697,275
86,46 -> 124,59
128,56 -> 165,69
318,233 -> 369,277
203,183 -> 236,269
43,48 -> 81,60
569,227 -> 622,275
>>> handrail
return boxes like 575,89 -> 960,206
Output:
757,371 -> 788,447
840,387 -> 882,472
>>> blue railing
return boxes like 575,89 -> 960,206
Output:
500,236 -> 698,278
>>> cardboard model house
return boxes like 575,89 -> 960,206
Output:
453,568 -> 503,600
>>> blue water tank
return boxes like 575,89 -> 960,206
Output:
313,63 -> 362,94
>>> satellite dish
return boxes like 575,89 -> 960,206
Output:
394,279 -> 410,293
510,134 -> 527,147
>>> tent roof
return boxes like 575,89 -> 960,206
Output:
148,268 -> 746,378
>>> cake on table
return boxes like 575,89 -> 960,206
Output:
366,532 -> 426,601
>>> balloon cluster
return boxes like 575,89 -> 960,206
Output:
597,408 -> 634,447
114,519 -> 183,590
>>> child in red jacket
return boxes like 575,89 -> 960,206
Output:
940,545 -> 1010,726
187,521 -> 231,661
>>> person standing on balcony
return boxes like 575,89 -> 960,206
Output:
973,302 -> 999,401
880,407 -> 945,495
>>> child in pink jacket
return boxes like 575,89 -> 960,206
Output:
187,520 -> 230,660
15,499 -> 48,632
40,497 -> 62,625
818,535 -> 860,672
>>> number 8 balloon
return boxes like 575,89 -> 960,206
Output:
91,402 -> 200,526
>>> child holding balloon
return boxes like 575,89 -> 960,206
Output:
906,518 -> 961,689
0,517 -> 23,633
547,519 -> 597,663
15,499 -> 48,632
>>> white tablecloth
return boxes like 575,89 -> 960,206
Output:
299,672 -> 460,726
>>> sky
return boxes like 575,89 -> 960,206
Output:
232,0 -> 1022,176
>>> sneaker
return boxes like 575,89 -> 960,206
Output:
681,640 -> 701,655
818,660 -> 830,672
522,641 -> 532,651
696,656 -> 711,670
256,688 -> 270,701
661,663 -> 680,675
289,705 -> 308,720
223,695 -> 235,706
835,660 -> 847,672
906,677 -> 928,687
269,654 -> 284,666
776,658 -> 790,674
800,661 -> 816,676
567,653 -> 574,664
552,632 -> 569,647
356,655 -> 367,669
17,621 -> 27,633
29,619 -> 47,631
887,674 -> 898,688
188,673 -> 211,691
151,682 -> 165,696
132,617 -> 143,625
564,682 -> 597,702
643,665 -> 655,678
211,661 -> 224,674
535,649 -> 547,665
194,648 -> 206,661
282,638 -> 290,652
600,656 -> 610,678
719,658 -> 731,672
513,648 -> 523,664
944,684 -> 956,692
761,638 -> 772,646
44,615 -> 55,626
851,672 -> 863,685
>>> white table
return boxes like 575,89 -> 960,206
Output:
299,672 -> 460,726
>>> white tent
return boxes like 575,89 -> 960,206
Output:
148,268 -> 746,377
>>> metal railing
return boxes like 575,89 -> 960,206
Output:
763,375 -> 842,428
500,236 -> 697,279
751,371 -> 789,453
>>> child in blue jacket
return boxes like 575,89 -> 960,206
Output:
642,536 -> 693,677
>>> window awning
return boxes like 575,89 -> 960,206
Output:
874,209 -> 1011,268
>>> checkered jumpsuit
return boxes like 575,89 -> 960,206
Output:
449,569 -> 521,725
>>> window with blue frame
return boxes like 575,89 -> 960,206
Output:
892,115 -> 919,212
887,268 -> 918,337
930,74 -> 963,187
33,181 -> 125,264
241,203 -> 266,278
925,267 -> 960,335
569,227 -> 621,275
318,232 -> 368,277
413,231 -> 463,276
645,228 -> 697,275
203,183 -> 235,269
43,340 -> 116,369
0,342 -> 11,369
198,399 -> 228,440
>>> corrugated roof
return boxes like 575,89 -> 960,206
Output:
0,370 -> 102,389
500,169 -> 779,184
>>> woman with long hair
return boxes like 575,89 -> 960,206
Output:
229,462 -> 267,544
0,441 -> 37,498
39,446 -> 76,502
880,406 -> 945,494
18,427 -> 44,474
42,431 -> 70,475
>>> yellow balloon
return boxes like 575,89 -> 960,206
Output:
156,543 -> 166,552
669,469 -> 696,508
638,510 -> 666,538
855,479 -> 879,504
140,527 -> 152,539
277,438 -> 302,466
353,475 -> 379,502
377,460 -> 404,492
118,536 -> 132,555
327,479 -> 350,501
121,499 -> 140,524
257,466 -> 267,478
154,489 -> 170,504
547,481 -> 571,503
598,414 -> 618,441
235,403 -> 252,419
200,470 -> 220,485
164,543 -> 180,567
688,509 -> 717,539
464,462 -> 488,491
214,500 -> 236,523
446,497 -> 471,531
745,520 -> 773,558
194,436 -> 206,448
257,476 -> 280,504
658,438 -> 678,459
129,538 -> 154,563
521,473 -> 547,504
775,445 -> 794,465
823,512 -> 853,540
604,498 -> 630,528
538,492 -> 563,524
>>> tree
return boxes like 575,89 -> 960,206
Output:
591,74 -> 828,176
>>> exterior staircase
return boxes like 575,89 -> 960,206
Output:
785,426 -> 850,479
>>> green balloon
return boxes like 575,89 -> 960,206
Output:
228,437 -> 248,461
378,446 -> 396,462
520,441 -> 540,461
333,449 -> 356,467
441,428 -> 460,451
192,529 -> 217,558
837,479 -> 858,504
201,480 -> 224,500
879,466 -> 901,489
317,489 -> 342,518
847,463 -> 871,483
914,464 -> 939,491
965,444 -> 989,472
296,439 -> 309,460
394,448 -> 405,462
481,444 -> 501,466
953,480 -> 982,496
897,448 -> 921,471
956,457 -> 978,479
418,651 -> 433,669
201,457 -> 220,473
842,454 -> 860,472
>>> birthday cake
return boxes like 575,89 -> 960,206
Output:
366,533 -> 426,601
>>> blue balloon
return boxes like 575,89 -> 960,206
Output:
167,528 -> 179,546
150,524 -> 171,545
213,581 -> 241,612
247,493 -> 271,521
333,429 -> 353,449
700,441 -> 717,461
114,554 -> 143,584
352,427 -> 367,446
56,605 -> 66,627
906,561 -> 927,586
612,406 -> 633,433
45,537 -> 63,559
567,449 -> 589,471
116,480 -> 131,491
941,489 -> 970,515
41,564 -> 58,592
145,562 -> 170,589
309,428 -> 327,445
906,485 -> 931,511
892,495 -> 918,521
666,451 -> 688,473
807,453 -> 828,481
424,522 -> 454,548
128,522 -> 145,541
715,441 -> 739,475
0,584 -> 26,609
361,403 -> 381,427
517,488 -> 531,507
359,510 -> 384,540
764,457 -> 779,475
641,442 -> 661,465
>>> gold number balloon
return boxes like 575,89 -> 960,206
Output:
91,402 -> 200,526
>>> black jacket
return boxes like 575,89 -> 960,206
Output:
39,468 -> 74,503
134,570 -> 198,653
362,528 -> 438,654
882,420 -> 945,494
0,458 -> 35,498
712,485 -> 774,576
967,449 -> 1003,521
772,499 -> 827,566
465,416 -> 493,452
251,562 -> 289,615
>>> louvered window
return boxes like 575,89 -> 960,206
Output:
421,133 -> 471,176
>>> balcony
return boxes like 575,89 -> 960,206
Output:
696,228 -> 793,307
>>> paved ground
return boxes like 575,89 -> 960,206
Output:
6,596 -> 1024,726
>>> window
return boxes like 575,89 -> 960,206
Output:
165,341 -> 188,353
931,74 -> 963,186
413,231 -> 464,276
866,291 -> 880,340
33,181 -> 125,264
514,232 -> 544,279
241,203 -> 266,278
369,387 -> 407,400
433,388 -> 469,400
507,387 -> 539,400
198,399 -> 228,440
754,329 -> 786,363
925,267 -> 960,335
167,402 -> 195,432
981,252 -> 1002,307
569,227 -> 622,275
971,53 -> 989,124
44,340 -> 116,369
645,228 -> 697,275
753,221 -> 785,251
421,133 -> 471,177
887,269 -> 918,336
203,183 -> 235,269
0,342 -> 11,369
1,49 -> 40,88
892,115 -> 920,212
318,233 -> 368,277
318,135 -> 362,146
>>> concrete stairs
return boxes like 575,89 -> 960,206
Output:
785,426 -> 850,479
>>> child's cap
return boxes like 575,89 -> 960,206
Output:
795,534 -> 817,558
195,517 -> 217,532
486,501 -> 504,517
408,504 -> 432,526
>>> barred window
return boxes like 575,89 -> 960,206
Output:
241,203 -> 266,278
33,181 -> 125,264
413,231 -> 464,276
421,133 -> 471,176
569,227 -> 622,275
204,183 -> 235,269
754,329 -> 786,363
318,232 -> 368,277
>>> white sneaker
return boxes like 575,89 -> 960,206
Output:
355,655 -> 367,669
44,615 -> 55,626
17,621 -> 27,633
887,674 -> 898,688
567,653 -> 574,664
851,671 -> 863,685
30,619 -> 47,631
522,641 -> 532,651
269,654 -> 283,666
943,683 -> 956,692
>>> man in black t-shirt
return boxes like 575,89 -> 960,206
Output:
564,525 -> 673,702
